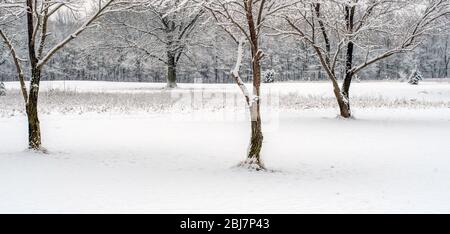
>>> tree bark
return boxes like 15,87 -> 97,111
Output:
247,60 -> 264,167
25,0 -> 43,150
239,0 -> 265,170
239,62 -> 265,170
340,38 -> 354,118
342,43 -> 354,97
340,4 -> 356,119
334,87 -> 351,118
26,69 -> 42,150
247,117 -> 263,163
166,52 -> 177,88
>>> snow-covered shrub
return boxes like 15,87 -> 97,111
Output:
263,69 -> 276,83
0,82 -> 6,96
408,69 -> 423,85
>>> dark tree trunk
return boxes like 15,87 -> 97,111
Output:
342,42 -> 354,97
26,69 -> 42,150
166,52 -> 177,88
340,39 -> 354,118
25,0 -> 43,150
239,59 -> 264,170
247,61 -> 263,164
313,3 -> 352,118
334,87 -> 351,119
340,4 -> 356,118
446,59 -> 449,78
248,117 -> 263,163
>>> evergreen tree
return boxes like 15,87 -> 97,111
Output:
408,69 -> 423,85
263,69 -> 276,83
0,82 -> 6,96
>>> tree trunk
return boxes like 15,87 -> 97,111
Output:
240,102 -> 265,171
166,52 -> 177,88
250,61 -> 263,159
342,43 -> 354,98
246,105 -> 264,168
341,41 -> 353,118
334,87 -> 351,119
339,4 -> 356,119
26,69 -> 42,150
240,58 -> 265,170
445,59 -> 449,78
236,1 -> 266,170
25,1 -> 43,150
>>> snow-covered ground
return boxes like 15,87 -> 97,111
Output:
4,80 -> 450,101
2,80 -> 449,117
0,81 -> 450,213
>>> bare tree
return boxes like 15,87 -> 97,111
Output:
101,0 -> 204,88
201,0 -> 297,170
281,0 -> 450,118
0,0 -> 131,151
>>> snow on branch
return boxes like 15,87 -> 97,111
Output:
36,0 -> 133,69
0,0 -> 26,26
0,29 -> 28,102
351,0 -> 450,74
231,37 -> 251,106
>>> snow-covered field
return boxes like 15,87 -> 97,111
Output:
1,80 -> 450,213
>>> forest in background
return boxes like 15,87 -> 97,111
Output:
1,1 -> 448,84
